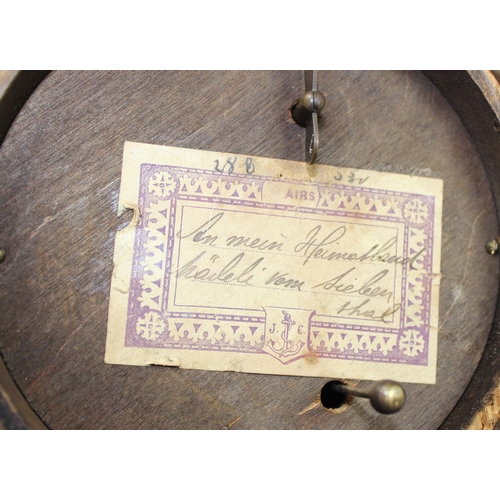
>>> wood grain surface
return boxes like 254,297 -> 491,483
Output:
0,71 -> 498,429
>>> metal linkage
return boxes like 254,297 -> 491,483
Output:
291,70 -> 326,164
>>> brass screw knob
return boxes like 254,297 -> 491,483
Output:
368,380 -> 406,414
329,379 -> 406,414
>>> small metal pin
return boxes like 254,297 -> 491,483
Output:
291,70 -> 326,165
0,248 -> 6,264
330,380 -> 406,414
485,238 -> 500,255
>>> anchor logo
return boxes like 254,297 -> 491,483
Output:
263,306 -> 315,364
266,310 -> 305,358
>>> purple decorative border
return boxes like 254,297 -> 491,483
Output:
124,164 -> 436,367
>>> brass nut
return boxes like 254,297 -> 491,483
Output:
485,239 -> 499,255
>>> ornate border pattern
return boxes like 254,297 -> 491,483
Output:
125,164 -> 436,367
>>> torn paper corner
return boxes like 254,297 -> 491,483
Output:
117,200 -> 141,224
106,142 -> 443,384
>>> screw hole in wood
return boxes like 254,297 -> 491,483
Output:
320,380 -> 352,411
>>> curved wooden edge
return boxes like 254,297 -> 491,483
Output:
467,71 -> 500,430
491,71 -> 500,85
0,70 -> 50,145
424,70 -> 500,430
0,71 -> 17,97
1,70 -> 500,430
468,383 -> 500,430
0,355 -> 46,429
0,70 -> 49,430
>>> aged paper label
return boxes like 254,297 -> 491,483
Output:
106,142 -> 443,383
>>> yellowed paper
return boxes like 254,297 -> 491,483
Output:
105,142 -> 443,383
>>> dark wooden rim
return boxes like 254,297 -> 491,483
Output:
1,70 -> 499,429
424,71 -> 500,429
0,70 -> 50,429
